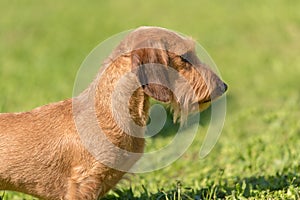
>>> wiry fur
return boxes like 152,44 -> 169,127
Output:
0,26 -> 227,200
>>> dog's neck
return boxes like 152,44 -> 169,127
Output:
96,56 -> 149,125
75,56 -> 148,152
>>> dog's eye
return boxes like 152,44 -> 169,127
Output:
180,53 -> 189,62
180,52 -> 191,64
180,52 -> 201,66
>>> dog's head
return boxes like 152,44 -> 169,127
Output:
117,26 -> 227,121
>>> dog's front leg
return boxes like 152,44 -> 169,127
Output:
64,164 -> 104,200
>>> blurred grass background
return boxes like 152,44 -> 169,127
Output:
0,0 -> 300,199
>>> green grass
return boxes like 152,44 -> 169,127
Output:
1,0 -> 300,199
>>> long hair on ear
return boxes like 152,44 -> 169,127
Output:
131,40 -> 173,103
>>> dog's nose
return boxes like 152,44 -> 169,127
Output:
223,83 -> 228,92
210,82 -> 228,100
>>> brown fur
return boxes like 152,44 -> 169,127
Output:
0,26 -> 227,199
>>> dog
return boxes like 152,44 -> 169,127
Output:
0,26 -> 227,200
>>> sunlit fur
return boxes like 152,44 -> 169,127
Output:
0,26 -> 227,200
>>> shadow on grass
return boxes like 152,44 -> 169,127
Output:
146,105 -> 212,139
102,171 -> 300,199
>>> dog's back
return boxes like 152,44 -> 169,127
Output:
0,99 -> 129,199
0,100 -> 76,199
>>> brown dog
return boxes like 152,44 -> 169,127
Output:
0,26 -> 227,200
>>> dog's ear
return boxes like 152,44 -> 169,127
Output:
131,48 -> 173,102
